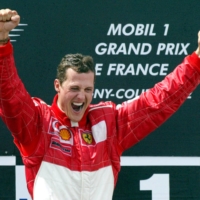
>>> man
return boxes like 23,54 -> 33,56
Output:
0,8 -> 200,200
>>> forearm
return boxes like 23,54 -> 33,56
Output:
0,42 -> 39,143
0,37 -> 10,46
0,42 -> 18,104
0,31 -> 9,46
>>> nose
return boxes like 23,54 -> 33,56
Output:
76,90 -> 85,101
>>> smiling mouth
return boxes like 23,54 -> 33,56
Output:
72,102 -> 84,112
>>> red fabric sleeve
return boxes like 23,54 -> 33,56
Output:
0,41 -> 13,57
116,54 -> 200,152
187,52 -> 200,74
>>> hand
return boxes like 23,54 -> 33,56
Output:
195,31 -> 200,56
0,9 -> 20,40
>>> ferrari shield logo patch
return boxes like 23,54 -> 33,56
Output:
82,133 -> 93,144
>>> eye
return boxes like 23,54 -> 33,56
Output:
85,88 -> 93,93
70,87 -> 79,92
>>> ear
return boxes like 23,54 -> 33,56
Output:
54,79 -> 60,93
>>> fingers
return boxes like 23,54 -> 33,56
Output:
198,31 -> 200,44
198,31 -> 200,40
0,9 -> 19,22
195,31 -> 200,56
0,9 -> 20,36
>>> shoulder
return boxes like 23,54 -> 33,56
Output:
87,101 -> 117,124
88,101 -> 116,112
32,97 -> 49,107
31,97 -> 51,114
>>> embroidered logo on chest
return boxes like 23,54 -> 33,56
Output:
82,133 -> 93,144
48,117 -> 73,145
79,130 -> 96,146
59,128 -> 71,141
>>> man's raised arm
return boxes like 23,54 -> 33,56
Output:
0,9 -> 43,156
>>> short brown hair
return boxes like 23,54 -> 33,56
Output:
56,53 -> 95,85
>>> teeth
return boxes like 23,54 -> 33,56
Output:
73,102 -> 83,106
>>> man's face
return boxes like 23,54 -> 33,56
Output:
54,68 -> 94,122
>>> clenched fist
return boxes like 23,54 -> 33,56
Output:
195,31 -> 200,57
0,9 -> 20,41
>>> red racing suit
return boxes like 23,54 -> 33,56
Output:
0,42 -> 200,200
